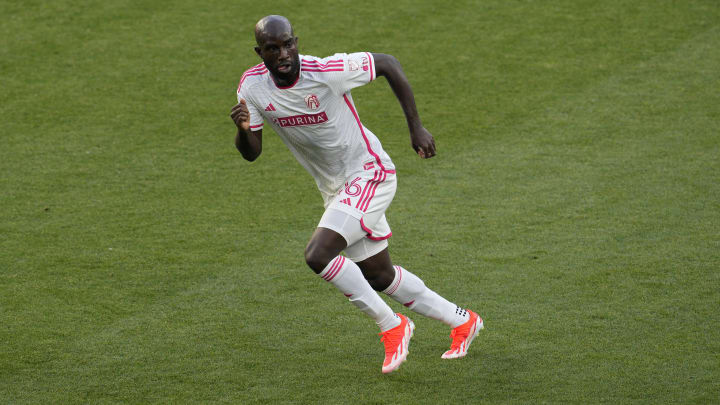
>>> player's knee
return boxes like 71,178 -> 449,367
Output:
304,243 -> 332,274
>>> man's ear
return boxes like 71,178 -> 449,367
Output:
254,46 -> 262,58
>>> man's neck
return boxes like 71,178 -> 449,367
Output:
271,71 -> 299,88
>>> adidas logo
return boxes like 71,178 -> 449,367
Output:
340,198 -> 351,206
265,103 -> 276,111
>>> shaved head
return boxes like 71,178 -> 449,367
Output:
255,15 -> 294,47
253,15 -> 300,87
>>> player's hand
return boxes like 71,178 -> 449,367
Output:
410,126 -> 436,159
230,99 -> 251,133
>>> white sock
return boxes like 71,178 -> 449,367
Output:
383,265 -> 470,328
319,256 -> 401,332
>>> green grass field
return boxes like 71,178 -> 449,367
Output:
2,0 -> 719,403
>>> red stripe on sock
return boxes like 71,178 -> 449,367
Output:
386,266 -> 402,295
321,257 -> 341,281
323,257 -> 342,281
323,256 -> 345,282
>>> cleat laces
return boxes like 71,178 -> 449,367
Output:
379,328 -> 403,357
448,328 -> 464,351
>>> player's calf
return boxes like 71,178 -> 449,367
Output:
356,249 -> 396,291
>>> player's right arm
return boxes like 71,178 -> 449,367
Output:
230,99 -> 263,161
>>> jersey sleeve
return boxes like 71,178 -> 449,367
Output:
237,84 -> 264,131
324,52 -> 376,95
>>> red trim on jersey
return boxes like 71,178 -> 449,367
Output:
302,68 -> 344,72
342,94 -> 387,172
302,61 -> 343,65
301,59 -> 343,70
250,123 -> 263,129
302,58 -> 343,67
245,63 -> 266,73
301,63 -> 343,68
301,64 -> 343,69
303,58 -> 343,62
238,64 -> 268,91
360,218 -> 392,241
238,69 -> 268,91
243,69 -> 268,77
365,52 -> 374,81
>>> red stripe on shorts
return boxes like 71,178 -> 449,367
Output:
359,171 -> 385,212
355,170 -> 380,210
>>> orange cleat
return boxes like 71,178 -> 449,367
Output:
379,313 -> 415,373
441,310 -> 483,359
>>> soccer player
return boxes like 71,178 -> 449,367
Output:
230,15 -> 483,373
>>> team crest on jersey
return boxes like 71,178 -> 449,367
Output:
305,94 -> 320,110
361,56 -> 370,72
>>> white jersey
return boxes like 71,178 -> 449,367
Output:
237,52 -> 395,203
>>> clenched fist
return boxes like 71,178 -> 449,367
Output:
230,99 -> 251,133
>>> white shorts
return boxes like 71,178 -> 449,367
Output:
317,169 -> 397,261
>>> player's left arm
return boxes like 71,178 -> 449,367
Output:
373,53 -> 435,159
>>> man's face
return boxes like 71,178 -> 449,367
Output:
255,32 -> 300,85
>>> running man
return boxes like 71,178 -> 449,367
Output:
230,15 -> 483,373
